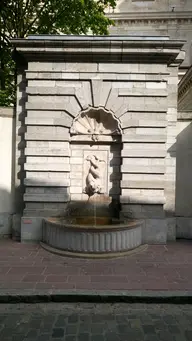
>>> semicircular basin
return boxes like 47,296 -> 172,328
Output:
41,216 -> 143,258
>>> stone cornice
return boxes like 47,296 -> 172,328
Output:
11,35 -> 185,66
107,11 -> 192,24
0,107 -> 14,118
178,111 -> 192,120
178,65 -> 192,102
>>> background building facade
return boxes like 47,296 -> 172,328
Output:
107,0 -> 192,73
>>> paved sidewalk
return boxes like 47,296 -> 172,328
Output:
0,240 -> 192,293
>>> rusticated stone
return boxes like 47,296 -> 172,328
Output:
11,34 -> 184,246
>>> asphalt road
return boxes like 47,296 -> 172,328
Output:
0,302 -> 192,341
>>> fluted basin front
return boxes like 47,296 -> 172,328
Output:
41,216 -> 143,258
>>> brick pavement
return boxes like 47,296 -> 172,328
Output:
0,240 -> 192,291
0,302 -> 192,341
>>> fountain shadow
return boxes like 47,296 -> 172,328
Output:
168,120 -> 192,239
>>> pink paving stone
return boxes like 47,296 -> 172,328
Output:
0,274 -> 25,282
8,267 -> 45,274
35,282 -> 76,290
67,275 -> 91,283
44,266 -> 81,275
126,274 -> 147,282
112,266 -> 145,275
90,275 -> 128,283
76,281 -> 145,290
1,282 -> 36,289
177,270 -> 192,278
80,266 -> 113,275
45,275 -> 68,282
140,282 -> 170,290
1,239 -> 192,290
22,274 -> 46,282
0,267 -> 11,275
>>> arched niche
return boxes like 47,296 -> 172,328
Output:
69,106 -> 122,218
70,106 -> 122,141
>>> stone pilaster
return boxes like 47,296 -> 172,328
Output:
12,69 -> 27,240
119,68 -> 167,243
164,66 -> 179,240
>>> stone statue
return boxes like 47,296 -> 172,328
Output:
84,155 -> 105,196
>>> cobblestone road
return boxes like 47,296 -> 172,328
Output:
0,303 -> 192,341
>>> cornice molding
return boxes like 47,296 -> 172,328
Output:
107,11 -> 192,25
11,35 -> 185,66
178,111 -> 192,120
0,107 -> 15,118
178,65 -> 192,102
107,11 -> 192,22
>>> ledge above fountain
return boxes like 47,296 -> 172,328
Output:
41,216 -> 143,258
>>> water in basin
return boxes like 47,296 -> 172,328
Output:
76,216 -> 111,225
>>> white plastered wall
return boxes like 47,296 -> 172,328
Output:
0,108 -> 14,237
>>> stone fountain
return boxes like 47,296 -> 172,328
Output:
12,35 -> 185,252
41,107 -> 143,257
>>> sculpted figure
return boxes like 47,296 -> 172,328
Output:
84,155 -> 105,196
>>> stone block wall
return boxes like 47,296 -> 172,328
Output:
11,36 -> 184,243
22,63 -> 169,242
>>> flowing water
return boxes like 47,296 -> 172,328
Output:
88,196 -> 97,227
93,199 -> 96,227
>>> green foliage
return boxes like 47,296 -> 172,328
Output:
0,46 -> 16,106
0,0 -> 116,106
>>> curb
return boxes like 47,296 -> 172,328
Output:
0,290 -> 192,304
40,243 -> 148,259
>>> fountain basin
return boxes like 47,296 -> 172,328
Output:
75,216 -> 111,225
41,216 -> 143,258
